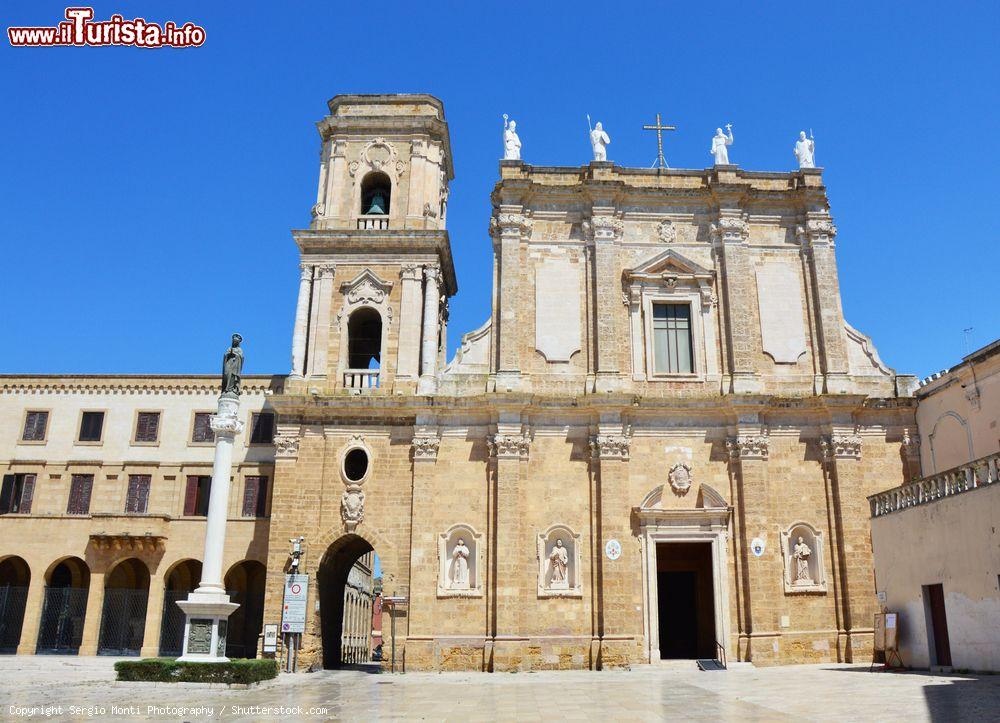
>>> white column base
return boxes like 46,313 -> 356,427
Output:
176,595 -> 239,663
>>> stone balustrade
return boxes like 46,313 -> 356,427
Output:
343,369 -> 380,390
868,451 -> 1000,518
357,214 -> 389,230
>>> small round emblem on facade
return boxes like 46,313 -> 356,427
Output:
605,539 -> 622,561
668,462 -> 693,495
750,537 -> 766,557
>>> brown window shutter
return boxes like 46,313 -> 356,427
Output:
242,476 -> 260,517
184,476 -> 199,516
19,474 -> 36,514
256,476 -> 268,517
135,412 -> 160,442
137,475 -> 150,513
23,412 -> 48,441
0,475 -> 14,514
68,474 -> 93,514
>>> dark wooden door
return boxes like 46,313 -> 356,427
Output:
926,584 -> 952,667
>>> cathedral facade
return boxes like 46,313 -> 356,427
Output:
0,94 -> 919,671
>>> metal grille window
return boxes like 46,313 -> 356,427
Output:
21,411 -> 48,442
134,412 -> 160,443
249,413 -> 275,444
0,474 -> 35,514
67,474 -> 94,515
124,475 -> 151,514
241,476 -> 268,518
78,411 -> 105,442
191,413 -> 214,443
652,303 -> 694,374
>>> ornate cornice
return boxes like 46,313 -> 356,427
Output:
710,214 -> 749,244
0,378 -> 281,396
488,432 -> 530,460
796,213 -> 837,246
820,434 -> 862,461
489,212 -> 533,240
590,432 -> 631,461
274,432 -> 301,460
582,215 -> 624,241
727,433 -> 769,461
412,433 -> 441,462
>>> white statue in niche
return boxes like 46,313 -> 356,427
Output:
590,121 -> 611,162
549,539 -> 569,589
710,124 -> 734,165
792,536 -> 812,584
451,538 -> 470,589
502,115 -> 521,160
794,130 -> 816,169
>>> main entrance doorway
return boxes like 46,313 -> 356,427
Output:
656,543 -> 715,659
317,534 -> 378,668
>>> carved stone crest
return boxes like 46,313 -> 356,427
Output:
668,462 -> 693,495
658,219 -> 676,243
341,489 -> 365,531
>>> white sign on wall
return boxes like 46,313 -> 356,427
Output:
263,624 -> 278,653
750,537 -> 766,557
282,574 -> 309,633
605,539 -> 622,561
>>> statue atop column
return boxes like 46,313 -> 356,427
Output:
794,130 -> 816,169
502,115 -> 521,160
792,536 -> 813,584
221,333 -> 244,397
589,120 -> 611,162
711,124 -> 734,165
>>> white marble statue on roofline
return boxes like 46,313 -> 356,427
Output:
711,124 -> 734,165
794,130 -> 816,169
588,117 -> 611,162
502,114 -> 521,160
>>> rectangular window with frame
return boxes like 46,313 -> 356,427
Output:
67,474 -> 94,515
241,475 -> 269,518
249,413 -> 275,444
652,303 -> 694,374
21,411 -> 49,442
183,475 -> 212,516
0,474 -> 36,514
134,412 -> 161,443
191,413 -> 214,444
78,411 -> 105,443
124,474 -> 151,514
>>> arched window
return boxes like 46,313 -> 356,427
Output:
347,307 -> 382,370
360,172 -> 391,216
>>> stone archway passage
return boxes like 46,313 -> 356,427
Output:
97,558 -> 150,656
37,557 -> 90,654
0,557 -> 30,653
159,559 -> 202,657
318,534 -> 376,669
224,560 -> 266,659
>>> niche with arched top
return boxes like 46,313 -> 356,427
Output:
360,172 -> 391,216
780,522 -> 827,594
536,525 -> 583,598
437,524 -> 483,597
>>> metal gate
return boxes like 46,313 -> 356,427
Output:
225,589 -> 264,659
158,590 -> 188,657
36,587 -> 88,654
0,585 -> 29,653
97,588 -> 148,656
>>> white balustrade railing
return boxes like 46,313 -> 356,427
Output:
343,369 -> 380,390
868,451 -> 1000,518
357,214 -> 389,230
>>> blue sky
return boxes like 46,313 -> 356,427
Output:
1,1 -> 997,380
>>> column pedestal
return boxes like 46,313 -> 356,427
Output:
177,393 -> 243,663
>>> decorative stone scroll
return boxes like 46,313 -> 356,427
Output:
412,433 -> 441,462
437,524 -> 484,597
780,522 -> 827,594
820,434 -> 862,461
489,212 -> 533,240
337,269 -> 394,324
709,214 -> 749,244
582,215 -> 624,241
488,431 -> 531,461
273,432 -> 300,460
349,137 -> 406,180
727,433 -> 769,461
537,525 -> 583,598
590,432 -> 631,461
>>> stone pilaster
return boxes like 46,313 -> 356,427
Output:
820,430 -> 873,662
901,428 -> 922,480
16,573 -> 45,654
404,421 -> 441,666
77,569 -> 105,655
488,421 -> 530,671
290,264 -> 314,378
584,211 -> 624,392
491,211 -> 531,391
726,426 -> 782,662
713,208 -> 761,394
140,566 -> 167,657
396,264 -> 424,381
306,264 -> 335,379
589,419 -> 640,668
800,213 -> 850,393
406,137 -> 429,227
418,266 -> 441,395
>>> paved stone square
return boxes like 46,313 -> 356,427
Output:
1,657 -> 998,722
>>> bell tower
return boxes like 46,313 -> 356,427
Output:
287,94 -> 457,394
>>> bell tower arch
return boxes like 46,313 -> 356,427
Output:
287,94 -> 457,394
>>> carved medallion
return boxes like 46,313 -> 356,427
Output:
668,462 -> 693,495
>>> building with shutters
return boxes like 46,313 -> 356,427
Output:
1,94 -> 927,671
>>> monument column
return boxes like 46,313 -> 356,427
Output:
488,419 -> 529,671
418,266 -> 441,394
727,423 -> 782,663
590,419 -> 640,668
290,264 -> 314,378
177,335 -> 245,662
